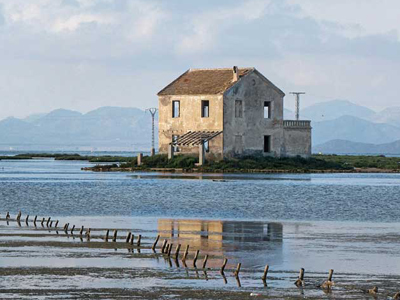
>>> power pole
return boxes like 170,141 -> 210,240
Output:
290,92 -> 305,120
146,108 -> 158,156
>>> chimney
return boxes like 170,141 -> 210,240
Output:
232,66 -> 239,82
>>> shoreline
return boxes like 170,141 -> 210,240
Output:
81,166 -> 400,174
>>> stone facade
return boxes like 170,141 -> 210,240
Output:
158,67 -> 311,159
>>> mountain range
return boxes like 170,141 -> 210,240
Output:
1,100 -> 400,154
0,107 -> 155,151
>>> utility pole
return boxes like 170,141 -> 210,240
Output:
146,108 -> 158,156
290,92 -> 305,120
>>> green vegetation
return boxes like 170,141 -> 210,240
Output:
314,154 -> 400,170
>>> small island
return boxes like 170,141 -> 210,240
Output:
1,153 -> 400,173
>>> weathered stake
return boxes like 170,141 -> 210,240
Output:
167,243 -> 173,256
137,234 -> 141,247
193,250 -> 200,267
46,217 -> 51,227
161,240 -> 167,253
295,268 -> 305,287
41,218 -> 46,226
55,220 -> 59,228
6,212 -> 10,219
33,215 -> 37,224
152,235 -> 160,251
262,264 -> 269,282
328,269 -> 334,282
234,263 -> 241,277
112,230 -> 118,242
71,225 -> 75,234
221,258 -> 228,273
80,226 -> 84,236
25,215 -> 29,224
182,245 -> 189,261
130,234 -> 135,245
105,229 -> 109,241
202,254 -> 209,269
174,244 -> 181,260
126,232 -> 131,243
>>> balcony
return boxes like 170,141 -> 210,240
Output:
283,120 -> 311,128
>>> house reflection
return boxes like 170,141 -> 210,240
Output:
157,219 -> 283,268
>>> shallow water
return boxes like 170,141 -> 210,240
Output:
1,158 -> 400,299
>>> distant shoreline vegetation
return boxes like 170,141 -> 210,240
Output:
1,153 -> 400,173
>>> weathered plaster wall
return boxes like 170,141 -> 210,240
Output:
158,94 -> 224,159
283,128 -> 312,158
223,71 -> 285,157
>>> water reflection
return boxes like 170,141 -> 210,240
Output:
157,219 -> 283,268
130,173 -> 311,181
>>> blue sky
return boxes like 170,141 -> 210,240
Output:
0,0 -> 399,120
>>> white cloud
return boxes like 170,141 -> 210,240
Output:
289,0 -> 400,39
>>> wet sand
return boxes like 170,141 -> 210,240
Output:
1,216 -> 399,299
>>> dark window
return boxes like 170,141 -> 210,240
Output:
172,100 -> 180,118
201,100 -> 209,118
264,135 -> 271,153
172,135 -> 180,152
235,100 -> 243,118
264,101 -> 271,119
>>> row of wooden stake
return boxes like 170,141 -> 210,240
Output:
3,212 -> 400,297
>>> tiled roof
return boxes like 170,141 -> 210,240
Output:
158,68 -> 254,96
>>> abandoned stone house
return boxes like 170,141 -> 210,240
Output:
157,67 -> 311,161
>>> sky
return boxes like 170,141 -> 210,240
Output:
0,0 -> 399,120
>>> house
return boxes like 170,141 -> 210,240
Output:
157,67 -> 311,162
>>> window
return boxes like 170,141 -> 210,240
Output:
264,135 -> 271,153
264,101 -> 271,119
201,100 -> 209,118
172,135 -> 180,152
172,100 -> 180,118
235,100 -> 243,118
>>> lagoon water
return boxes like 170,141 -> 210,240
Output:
0,157 -> 400,222
1,157 -> 400,299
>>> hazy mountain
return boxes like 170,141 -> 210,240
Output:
314,139 -> 400,155
313,115 -> 400,145
300,99 -> 376,122
374,106 -> 400,127
0,107 -> 156,151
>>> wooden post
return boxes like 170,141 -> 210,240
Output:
174,244 -> 181,260
327,269 -> 334,282
152,235 -> 160,251
182,245 -> 189,261
55,220 -> 59,228
130,234 -> 134,245
46,217 -> 51,227
6,212 -> 10,219
234,263 -> 241,277
193,250 -> 200,267
262,264 -> 269,282
161,240 -> 167,253
50,221 -> 53,228
164,243 -> 169,254
71,225 -> 75,234
33,215 -> 37,224
41,218 -> 46,226
17,211 -> 21,221
167,243 -> 173,256
25,215 -> 29,224
221,258 -> 228,273
105,229 -> 109,242
80,226 -> 84,236
202,255 -> 209,269
137,234 -> 141,247
86,228 -> 91,240
295,268 -> 304,287
112,230 -> 118,242
126,232 -> 131,243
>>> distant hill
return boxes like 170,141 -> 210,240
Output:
300,99 -> 376,122
374,106 -> 400,127
0,107 -> 156,151
314,139 -> 400,155
312,115 -> 400,145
